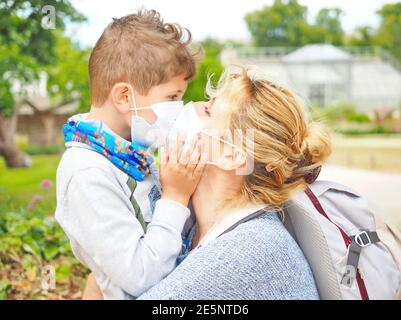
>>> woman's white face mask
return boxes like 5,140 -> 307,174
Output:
169,102 -> 243,166
129,85 -> 184,148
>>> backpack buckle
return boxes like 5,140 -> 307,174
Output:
354,231 -> 372,247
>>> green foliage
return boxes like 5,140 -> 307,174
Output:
0,1 -> 85,64
310,102 -> 372,133
0,0 -> 86,118
183,38 -> 224,102
375,3 -> 401,62
46,33 -> 91,113
310,102 -> 358,123
0,153 -> 89,299
346,113 -> 371,123
346,3 -> 401,62
0,280 -> 11,300
244,0 -> 344,47
0,207 -> 71,260
337,126 -> 395,135
0,42 -> 38,116
244,0 -> 401,69
347,26 -> 375,46
309,102 -> 399,136
26,144 -> 62,155
0,79 -> 15,117
315,8 -> 344,46
245,0 -> 309,47
0,202 -> 87,299
15,135 -> 29,152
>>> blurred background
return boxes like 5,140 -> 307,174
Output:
0,0 -> 400,299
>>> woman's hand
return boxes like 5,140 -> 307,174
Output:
160,134 -> 207,207
82,273 -> 103,300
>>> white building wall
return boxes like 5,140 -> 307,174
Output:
351,59 -> 401,110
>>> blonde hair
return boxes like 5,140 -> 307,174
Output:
207,66 -> 332,208
89,8 -> 202,106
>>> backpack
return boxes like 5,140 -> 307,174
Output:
284,180 -> 401,300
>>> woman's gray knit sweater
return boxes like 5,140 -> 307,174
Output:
139,212 -> 319,300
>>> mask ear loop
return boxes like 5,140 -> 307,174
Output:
128,84 -> 139,117
201,131 -> 246,166
202,131 -> 240,150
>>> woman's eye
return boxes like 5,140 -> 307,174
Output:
205,98 -> 215,116
205,106 -> 211,116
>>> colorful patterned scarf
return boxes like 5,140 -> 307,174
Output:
63,116 -> 153,181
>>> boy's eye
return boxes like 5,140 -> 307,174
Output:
167,95 -> 179,101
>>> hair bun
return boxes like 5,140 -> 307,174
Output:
301,122 -> 331,165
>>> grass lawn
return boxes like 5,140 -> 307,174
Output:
0,154 -> 60,214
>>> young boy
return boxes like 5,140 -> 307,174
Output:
55,9 -> 205,299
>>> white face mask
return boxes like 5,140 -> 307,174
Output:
169,102 -> 242,166
168,101 -> 204,141
129,85 -> 183,148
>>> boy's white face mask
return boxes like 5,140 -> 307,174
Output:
129,85 -> 183,148
169,102 -> 243,166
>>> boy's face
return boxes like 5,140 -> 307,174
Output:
127,73 -> 189,125
105,73 -> 188,141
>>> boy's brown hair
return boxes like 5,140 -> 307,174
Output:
89,8 -> 201,106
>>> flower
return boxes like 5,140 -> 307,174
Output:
27,194 -> 44,211
40,179 -> 53,189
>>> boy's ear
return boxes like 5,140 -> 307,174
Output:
217,148 -> 247,171
110,82 -> 132,114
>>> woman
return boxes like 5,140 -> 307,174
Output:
85,66 -> 331,299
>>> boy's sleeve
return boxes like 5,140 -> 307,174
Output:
64,167 -> 189,297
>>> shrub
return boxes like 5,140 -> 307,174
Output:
15,135 -> 29,152
26,144 -> 62,155
346,113 -> 371,123
0,205 -> 88,299
310,101 -> 358,123
337,125 -> 395,135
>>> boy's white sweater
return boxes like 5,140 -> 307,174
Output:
55,146 -> 190,299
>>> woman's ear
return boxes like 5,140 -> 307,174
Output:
217,148 -> 247,171
110,82 -> 132,114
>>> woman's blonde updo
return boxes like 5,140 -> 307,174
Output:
207,66 -> 332,207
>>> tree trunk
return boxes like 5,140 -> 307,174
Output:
0,113 -> 31,168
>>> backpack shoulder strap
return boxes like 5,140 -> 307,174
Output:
217,207 -> 269,239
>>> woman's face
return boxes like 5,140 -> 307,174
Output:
194,96 -> 240,167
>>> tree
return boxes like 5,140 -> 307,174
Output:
183,38 -> 224,102
46,33 -> 91,113
375,3 -> 401,62
348,26 -> 375,47
245,1 -> 346,47
244,0 -> 310,47
0,0 -> 85,167
315,8 -> 344,46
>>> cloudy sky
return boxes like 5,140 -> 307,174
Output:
68,0 -> 396,47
